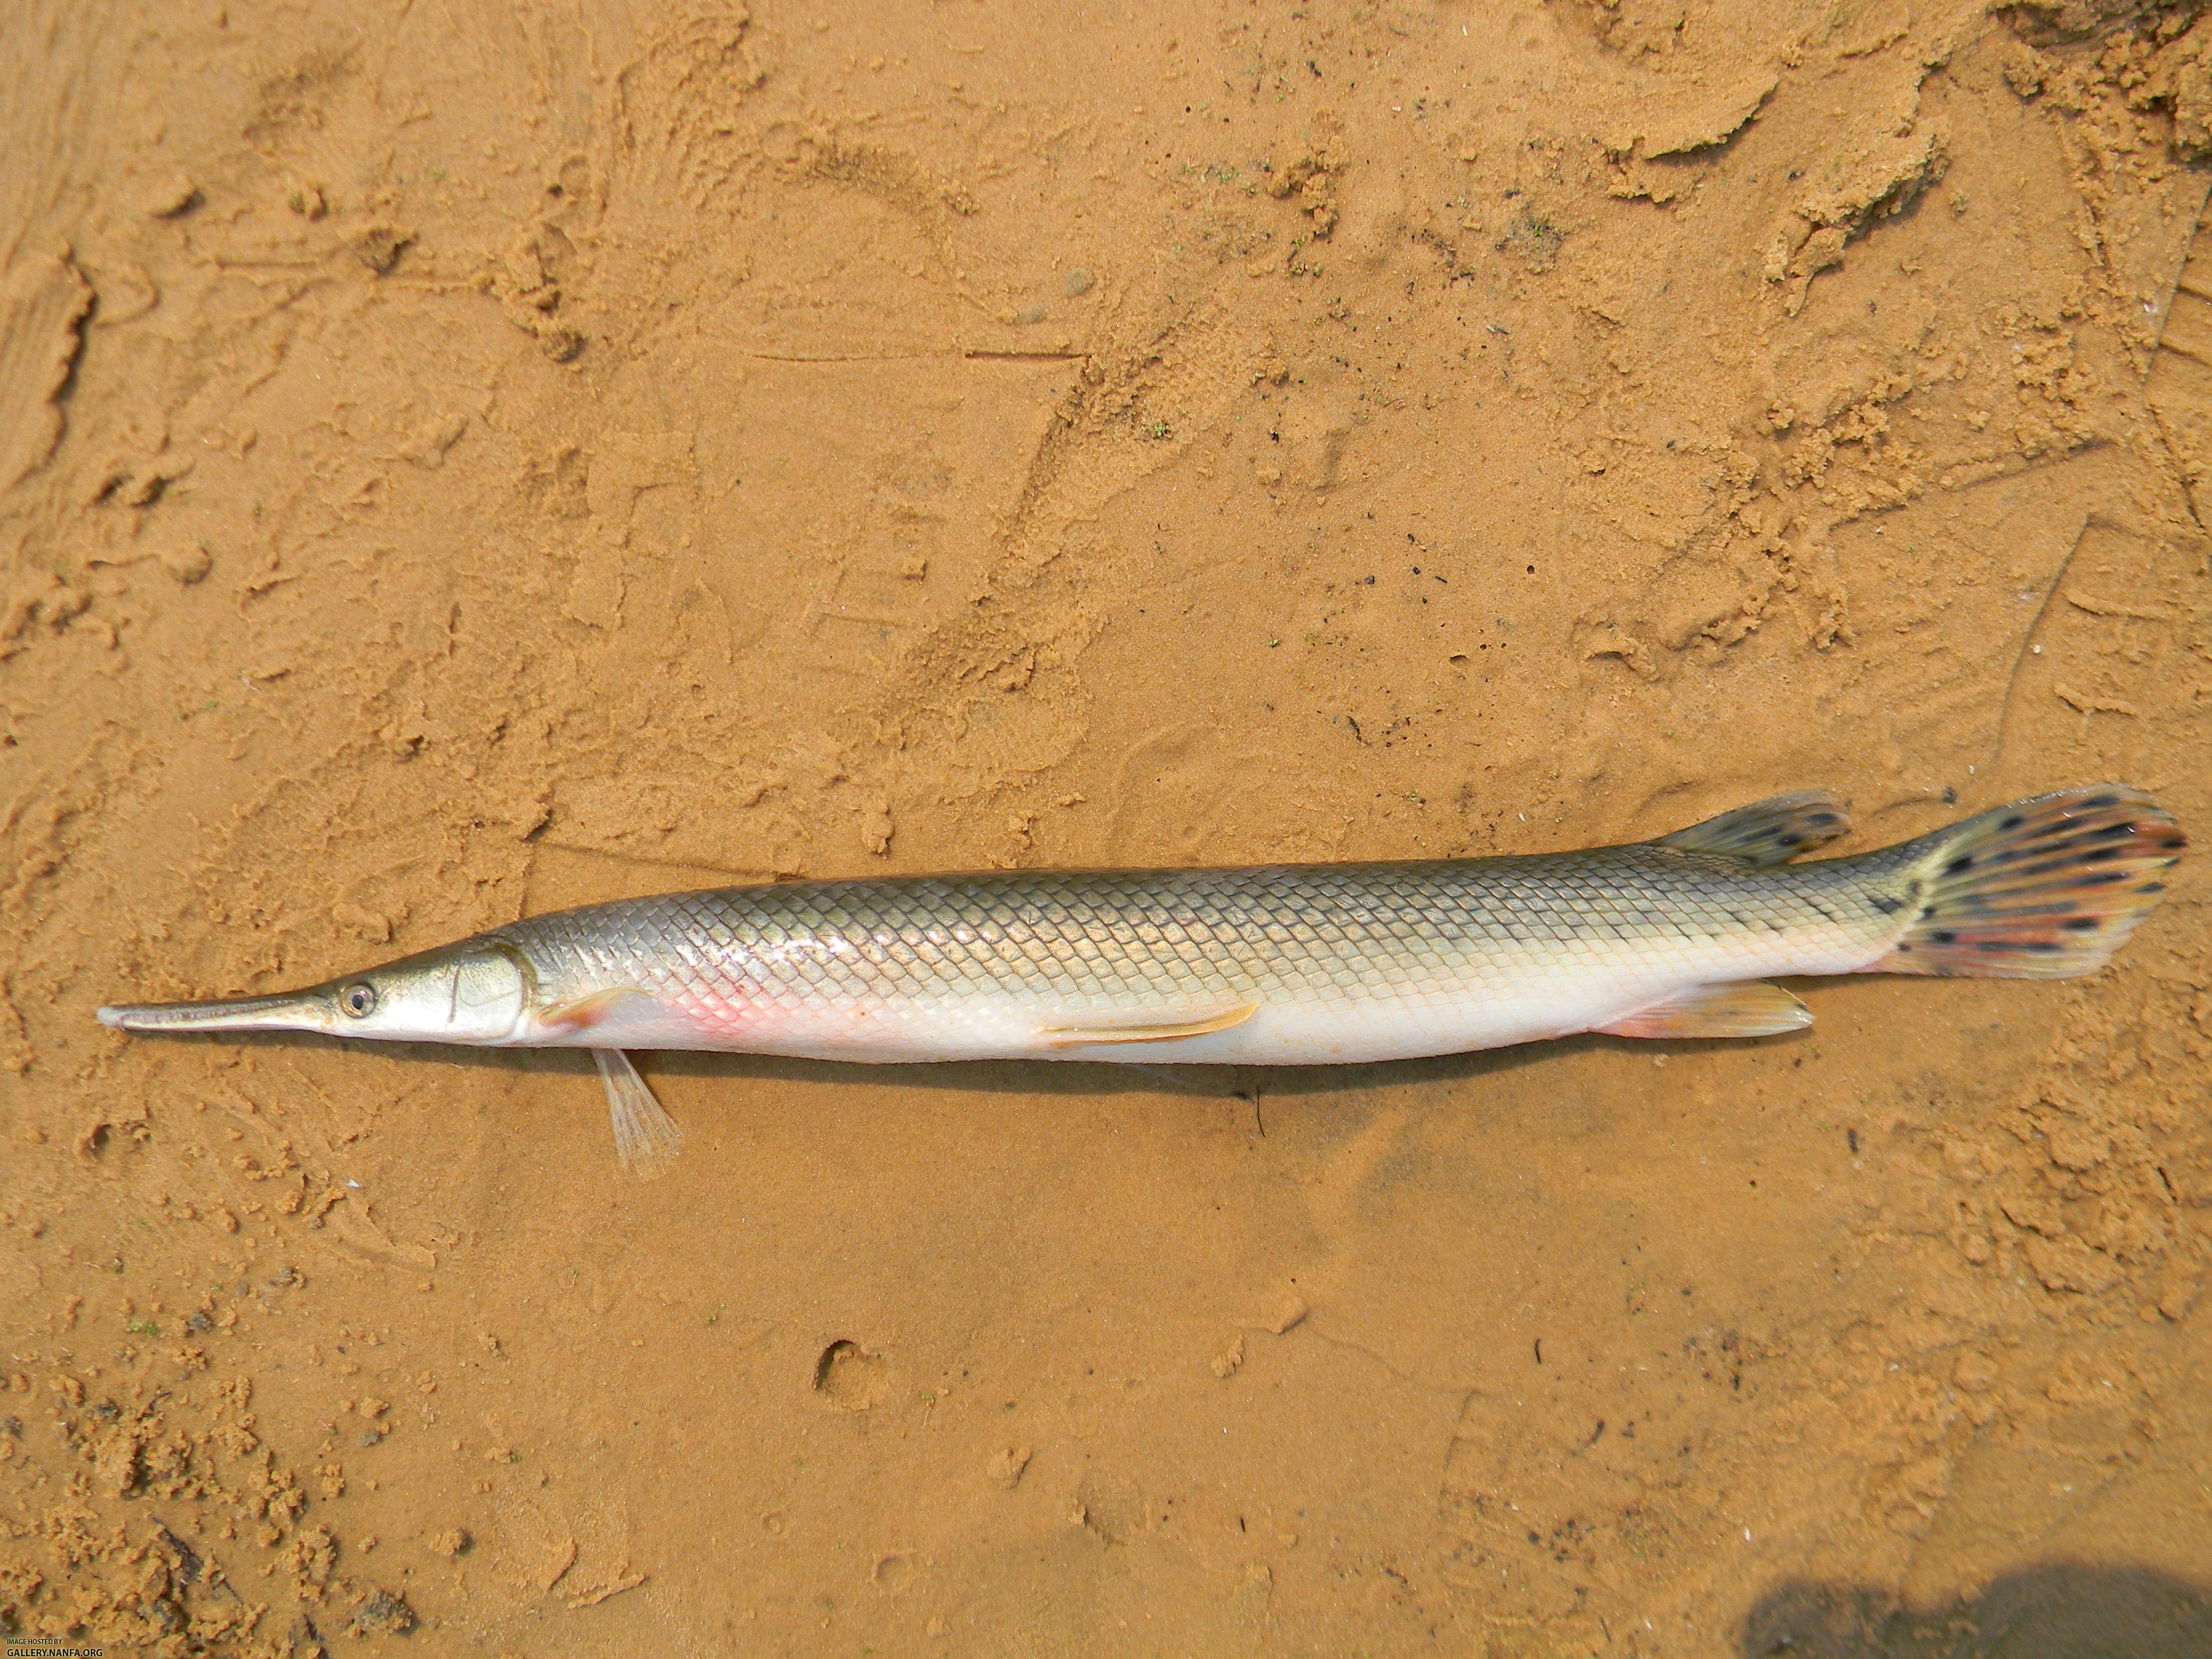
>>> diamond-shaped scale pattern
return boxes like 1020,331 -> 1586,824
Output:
492,844 -> 1916,1065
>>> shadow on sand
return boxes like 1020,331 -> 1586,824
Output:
1739,1562 -> 2212,1658
107,1001 -> 1845,1105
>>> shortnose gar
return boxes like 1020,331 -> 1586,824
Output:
100,786 -> 2183,1174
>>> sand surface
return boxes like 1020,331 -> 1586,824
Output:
4,0 -> 2210,1653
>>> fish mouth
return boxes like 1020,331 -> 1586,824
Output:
96,992 -> 336,1036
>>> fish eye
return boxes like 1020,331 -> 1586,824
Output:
340,982 -> 378,1018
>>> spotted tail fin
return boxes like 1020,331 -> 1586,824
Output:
1869,786 -> 2184,978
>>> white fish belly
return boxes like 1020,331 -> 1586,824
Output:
1045,944 -> 1839,1066
556,934 -> 1850,1065
503,848 -> 1903,1065
1051,988 -> 1620,1066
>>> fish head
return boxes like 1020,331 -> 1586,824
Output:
98,940 -> 532,1046
325,940 -> 533,1042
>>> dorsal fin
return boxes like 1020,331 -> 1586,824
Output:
1657,790 -> 1851,867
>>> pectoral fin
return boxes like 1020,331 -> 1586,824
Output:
542,987 -> 651,1032
594,1047 -> 684,1177
1597,982 -> 1811,1039
1041,1002 -> 1260,1049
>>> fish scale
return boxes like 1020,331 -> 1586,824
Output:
96,785 -> 2184,1172
488,847 -> 1910,1067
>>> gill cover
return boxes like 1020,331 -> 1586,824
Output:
335,941 -> 531,1044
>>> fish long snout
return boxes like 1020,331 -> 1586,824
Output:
97,992 -> 335,1035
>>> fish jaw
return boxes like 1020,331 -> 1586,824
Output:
98,990 -> 340,1037
99,941 -> 536,1047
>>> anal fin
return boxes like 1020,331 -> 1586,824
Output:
1597,982 -> 1811,1040
1041,1002 -> 1259,1049
593,1047 -> 684,1177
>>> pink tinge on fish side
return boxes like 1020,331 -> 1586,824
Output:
97,785 -> 2185,1176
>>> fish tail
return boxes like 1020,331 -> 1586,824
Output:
1867,786 -> 2184,978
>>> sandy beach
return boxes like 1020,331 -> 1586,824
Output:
2,1 -> 2207,1652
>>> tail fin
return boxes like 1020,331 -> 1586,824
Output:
1869,786 -> 2184,978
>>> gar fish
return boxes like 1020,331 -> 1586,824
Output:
98,785 -> 2183,1174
